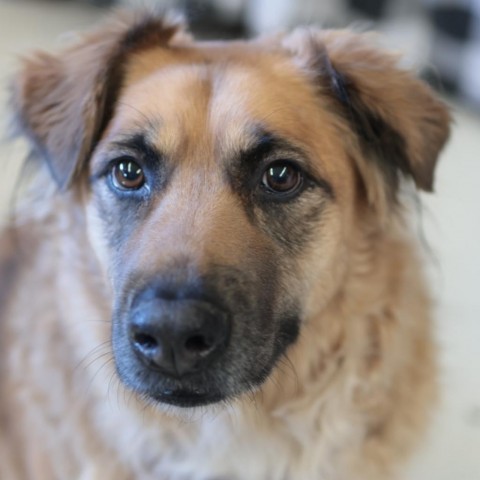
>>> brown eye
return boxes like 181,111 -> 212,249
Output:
261,161 -> 302,194
111,158 -> 145,190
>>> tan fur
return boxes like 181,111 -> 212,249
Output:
0,10 -> 450,480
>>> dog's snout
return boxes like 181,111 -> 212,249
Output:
128,297 -> 231,378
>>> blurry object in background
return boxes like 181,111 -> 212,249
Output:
60,0 -> 117,5
245,0 -> 298,33
182,0 -> 247,39
245,0 -> 344,33
118,0 -> 248,38
120,0 -> 480,110
20,0 -> 480,109
431,2 -> 473,41
427,0 -> 480,110
86,0 -> 116,6
119,0 -> 345,36
347,0 -> 389,19
247,0 -> 480,110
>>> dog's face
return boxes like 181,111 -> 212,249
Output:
12,13 -> 450,408
87,49 -> 349,406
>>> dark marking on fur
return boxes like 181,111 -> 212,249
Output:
95,16 -> 182,150
91,132 -> 172,251
350,100 -> 410,196
253,193 -> 326,253
324,64 -> 411,199
226,131 -> 331,253
322,54 -> 350,106
274,314 -> 301,355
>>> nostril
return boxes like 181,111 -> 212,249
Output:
133,332 -> 158,350
184,334 -> 212,354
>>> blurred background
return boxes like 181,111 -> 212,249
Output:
0,0 -> 479,478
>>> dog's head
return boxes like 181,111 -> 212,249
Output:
11,11 -> 450,408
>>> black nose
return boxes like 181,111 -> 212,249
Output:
128,298 -> 231,378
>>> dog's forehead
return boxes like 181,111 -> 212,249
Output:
106,42 -> 340,165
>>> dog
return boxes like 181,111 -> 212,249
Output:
0,9 -> 450,480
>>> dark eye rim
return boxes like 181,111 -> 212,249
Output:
259,159 -> 305,199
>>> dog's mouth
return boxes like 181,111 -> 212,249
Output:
150,388 -> 225,407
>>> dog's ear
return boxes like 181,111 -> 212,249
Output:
283,29 -> 451,209
10,10 -> 185,190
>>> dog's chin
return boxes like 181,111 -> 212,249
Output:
117,360 -> 271,412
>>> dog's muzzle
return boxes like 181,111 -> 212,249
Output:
113,266 -> 293,408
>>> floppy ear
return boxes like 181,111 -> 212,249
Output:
10,10 -> 185,190
283,29 -> 451,209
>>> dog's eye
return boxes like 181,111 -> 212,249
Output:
111,158 -> 145,190
261,161 -> 303,194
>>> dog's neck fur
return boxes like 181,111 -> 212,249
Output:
1,191 -> 434,480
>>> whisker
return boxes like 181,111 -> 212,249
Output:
73,340 -> 111,374
84,356 -> 115,398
